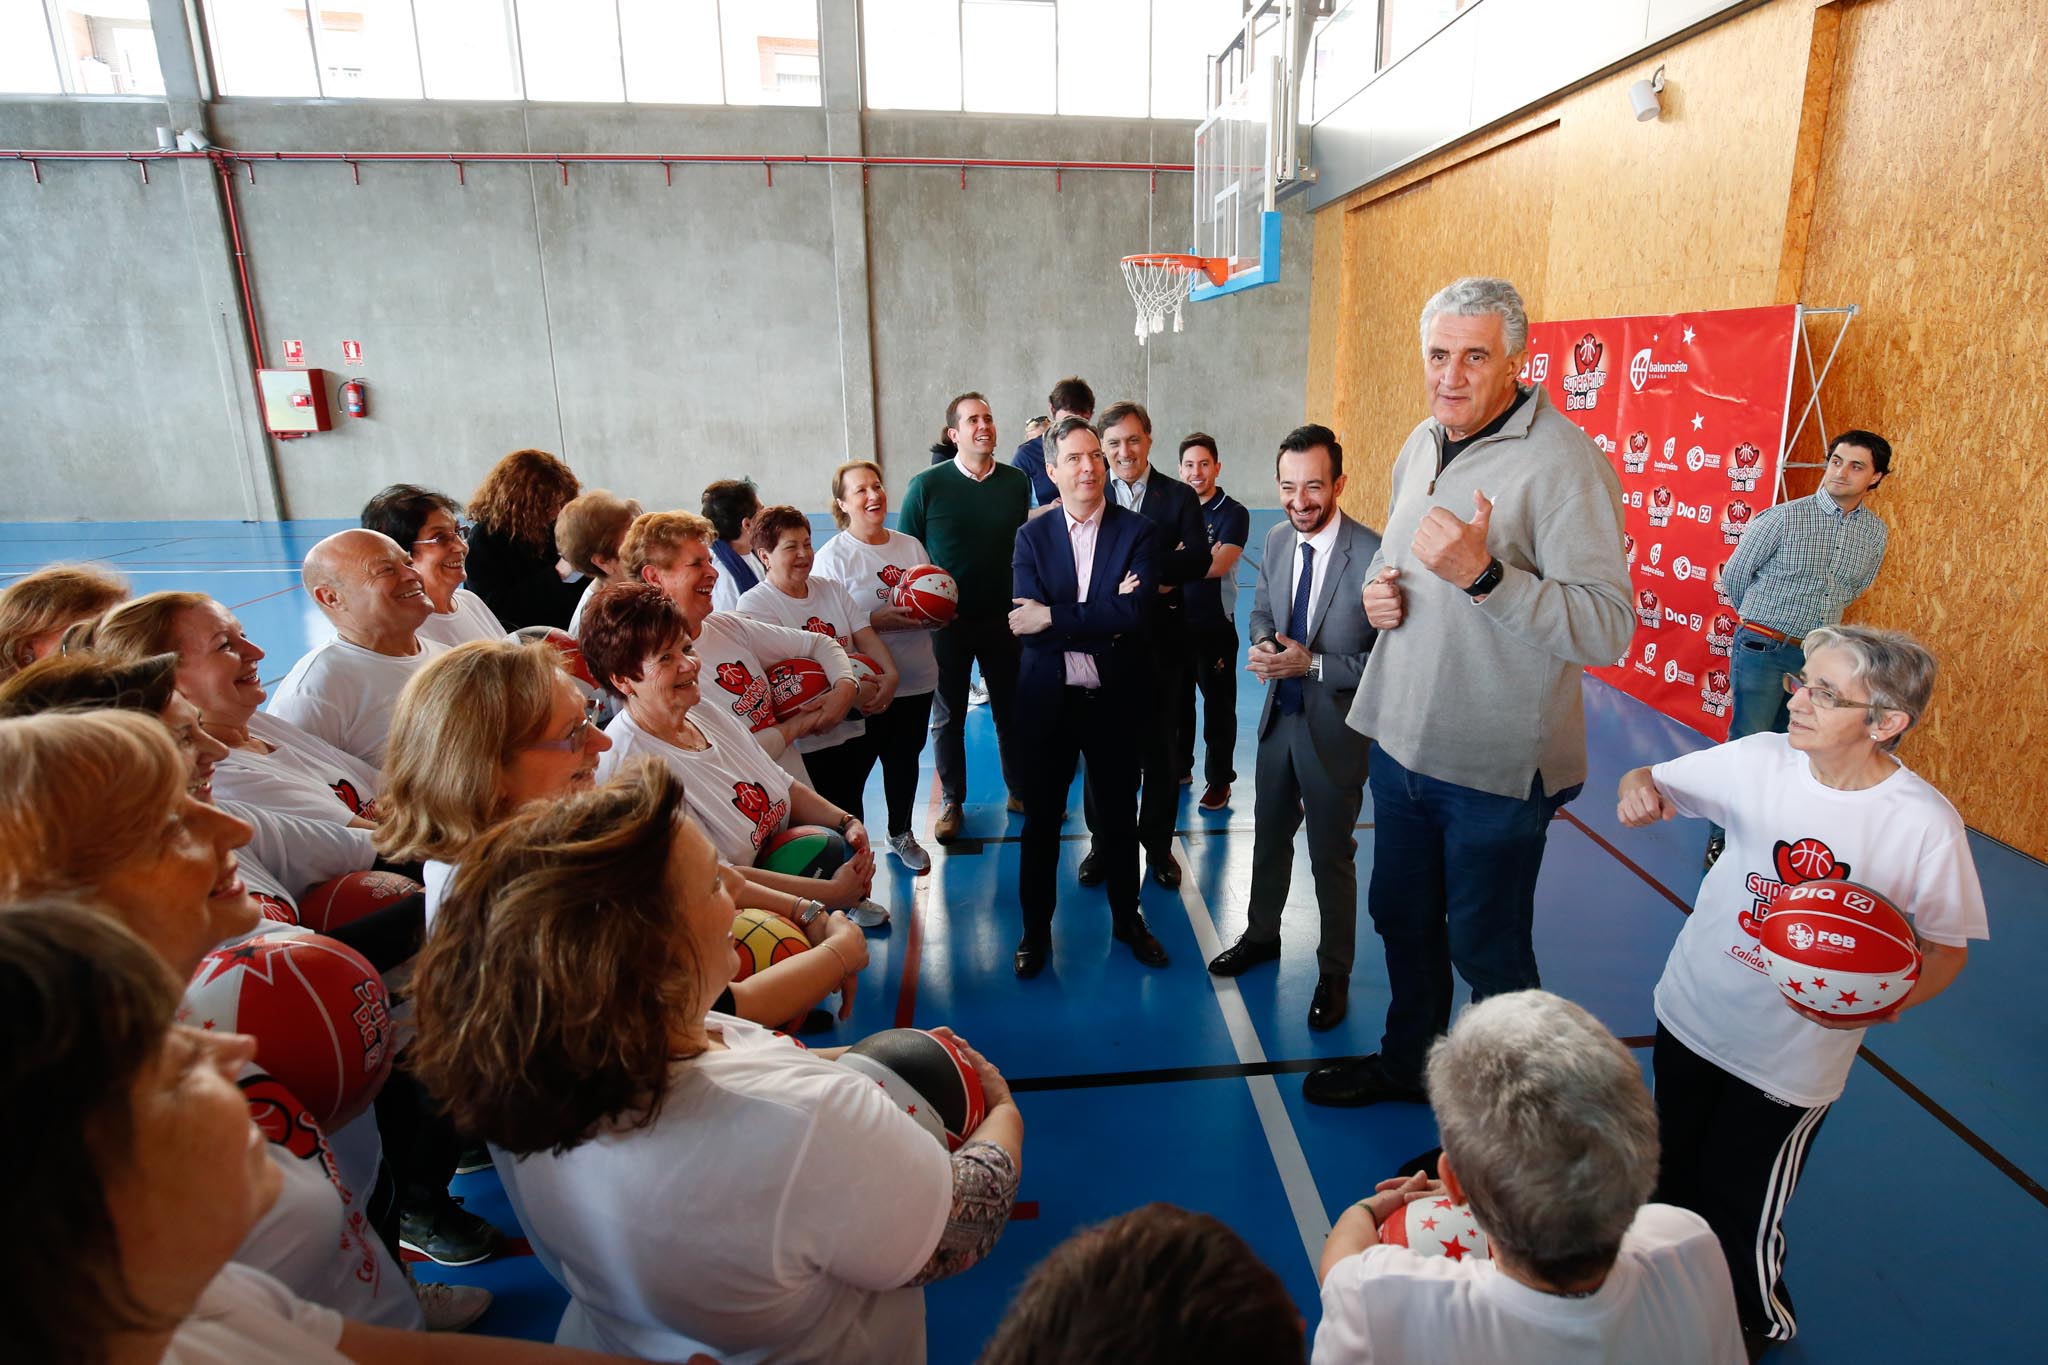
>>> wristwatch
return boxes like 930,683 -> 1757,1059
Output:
1308,654 -> 1323,682
1464,557 -> 1504,598
833,813 -> 857,836
795,898 -> 826,928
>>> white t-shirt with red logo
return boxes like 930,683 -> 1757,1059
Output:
1313,1203 -> 1743,1365
163,1264 -> 353,1365
493,1014 -> 951,1364
734,576 -> 869,755
693,612 -> 853,784
213,711 -> 383,826
1652,733 -> 1989,1106
415,587 -> 508,648
224,800 -> 377,905
267,635 -> 452,767
597,703 -> 795,867
812,529 -> 939,697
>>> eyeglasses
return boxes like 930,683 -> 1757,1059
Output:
413,524 -> 471,551
526,698 -> 602,752
1782,673 -> 1875,711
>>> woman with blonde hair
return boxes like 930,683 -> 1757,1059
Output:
410,762 -> 1022,1362
462,448 -> 586,630
0,561 -> 127,675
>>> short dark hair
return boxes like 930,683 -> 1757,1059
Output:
1097,401 -> 1152,436
749,505 -> 812,558
1047,377 -> 1095,417
946,391 -> 989,434
577,582 -> 689,700
1829,429 -> 1892,478
360,484 -> 460,549
1049,415 -> 1099,454
410,759 -> 702,1156
1178,432 -> 1219,462
0,902 -> 185,1364
978,1203 -> 1305,1365
1276,424 -> 1343,482
699,479 -> 760,543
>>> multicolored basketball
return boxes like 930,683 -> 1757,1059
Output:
1759,878 -> 1921,1021
179,934 -> 396,1130
296,869 -> 423,937
847,652 -> 881,688
840,1028 -> 986,1151
893,564 -> 958,626
760,824 -> 849,879
730,907 -> 810,981
1380,1197 -> 1493,1262
766,657 -> 832,720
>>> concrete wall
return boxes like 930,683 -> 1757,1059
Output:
0,96 -> 1309,520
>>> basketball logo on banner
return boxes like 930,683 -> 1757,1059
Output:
1524,305 -> 1799,740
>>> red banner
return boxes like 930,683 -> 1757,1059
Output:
1520,305 -> 1798,739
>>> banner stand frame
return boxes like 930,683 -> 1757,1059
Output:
1775,303 -> 1861,503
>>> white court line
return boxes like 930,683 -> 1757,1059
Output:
1170,835 -> 1333,1271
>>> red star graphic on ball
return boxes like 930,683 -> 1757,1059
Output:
906,1104 -> 919,1116
1440,1236 -> 1471,1261
1837,989 -> 1861,1006
1812,976 -> 1829,990
1784,978 -> 1807,995
1419,1216 -> 1439,1231
1434,1198 -> 1455,1209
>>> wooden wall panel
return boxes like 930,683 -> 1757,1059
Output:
1795,0 -> 2048,855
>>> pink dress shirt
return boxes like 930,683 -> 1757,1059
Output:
1062,504 -> 1102,689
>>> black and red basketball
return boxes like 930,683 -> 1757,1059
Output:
839,1028 -> 986,1151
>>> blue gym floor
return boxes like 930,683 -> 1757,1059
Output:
8,514 -> 2044,1361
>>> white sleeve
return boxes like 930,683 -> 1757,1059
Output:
735,615 -> 856,684
1310,1252 -> 1384,1365
264,673 -> 347,755
1903,804 -> 1990,946
800,1071 -> 953,1291
225,802 -> 377,894
1649,736 -> 1770,830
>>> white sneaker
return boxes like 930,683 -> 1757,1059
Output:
967,679 -> 989,706
888,831 -> 931,873
848,898 -> 891,928
414,1278 -> 491,1332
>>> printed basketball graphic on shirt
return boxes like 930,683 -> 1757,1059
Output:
714,660 -> 773,730
330,778 -> 375,819
730,780 -> 791,852
1729,441 -> 1764,491
1648,484 -> 1674,528
253,891 -> 297,925
1739,836 -> 1853,944
1563,332 -> 1608,412
802,615 -> 841,641
1721,499 -> 1754,545
1624,429 -> 1650,473
242,1072 -> 330,1164
875,563 -> 906,606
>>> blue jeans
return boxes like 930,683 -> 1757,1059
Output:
1713,626 -> 1805,843
1366,742 -> 1581,1082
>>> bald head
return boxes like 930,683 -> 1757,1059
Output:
302,529 -> 432,652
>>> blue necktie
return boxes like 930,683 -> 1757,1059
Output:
1276,542 -> 1314,715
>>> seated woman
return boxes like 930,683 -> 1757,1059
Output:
410,763 -> 1023,1362
89,591 -> 385,827
0,709 -> 433,1331
361,483 -> 509,647
0,902 -> 638,1364
0,560 -> 127,677
1618,624 -> 1987,1355
581,581 -> 890,928
462,448 -> 586,630
736,503 -> 899,822
556,488 -> 643,635
378,637 -> 861,1028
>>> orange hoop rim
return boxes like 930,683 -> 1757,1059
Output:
1120,252 -> 1229,286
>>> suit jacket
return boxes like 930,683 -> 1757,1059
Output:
1119,465 -> 1211,642
1248,513 -> 1381,786
1012,501 -> 1159,709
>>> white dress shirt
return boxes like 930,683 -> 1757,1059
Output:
1111,474 -> 1147,514
953,453 -> 996,483
1063,504 -> 1103,689
1290,515 -> 1343,640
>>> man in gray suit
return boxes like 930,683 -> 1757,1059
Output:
1207,424 -> 1380,1032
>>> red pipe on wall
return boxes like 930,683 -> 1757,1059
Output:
3,149 -> 1195,172
214,155 -> 266,372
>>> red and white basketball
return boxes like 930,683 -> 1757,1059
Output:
766,657 -> 832,720
1759,878 -> 1921,1021
1380,1197 -> 1493,1262
180,934 -> 397,1130
893,564 -> 958,626
839,1028 -> 986,1152
297,869 -> 423,937
847,652 -> 881,687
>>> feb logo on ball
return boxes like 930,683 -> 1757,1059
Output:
1759,878 -> 1921,1021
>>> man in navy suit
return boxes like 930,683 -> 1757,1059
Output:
1008,416 -> 1166,978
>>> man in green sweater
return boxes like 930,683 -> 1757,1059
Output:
899,392 -> 1032,842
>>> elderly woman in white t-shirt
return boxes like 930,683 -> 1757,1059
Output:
411,762 -> 1023,1363
91,591 -> 385,827
0,903 -> 639,1365
812,460 -> 944,874
1617,624 -> 1987,1354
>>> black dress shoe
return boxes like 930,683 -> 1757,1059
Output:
1302,1054 -> 1428,1108
1207,934 -> 1280,977
1014,937 -> 1048,978
1146,850 -> 1181,890
1112,918 -> 1170,968
1076,846 -> 1104,886
1308,974 -> 1349,1031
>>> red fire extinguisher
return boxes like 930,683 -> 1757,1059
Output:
341,379 -> 367,418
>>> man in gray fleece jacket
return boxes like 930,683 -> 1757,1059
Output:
1305,277 -> 1634,1109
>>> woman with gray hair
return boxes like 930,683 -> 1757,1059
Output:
1617,623 -> 1987,1355
1315,990 -> 1744,1362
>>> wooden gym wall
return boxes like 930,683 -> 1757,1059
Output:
1307,0 -> 2047,857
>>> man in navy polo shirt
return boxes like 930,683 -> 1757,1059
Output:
1176,433 -> 1250,811
1012,376 -> 1094,517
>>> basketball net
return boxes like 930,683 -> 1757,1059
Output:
1118,253 -> 1227,346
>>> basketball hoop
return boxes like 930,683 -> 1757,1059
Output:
1119,253 -> 1228,345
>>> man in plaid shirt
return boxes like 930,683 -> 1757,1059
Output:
1704,428 -> 1891,867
